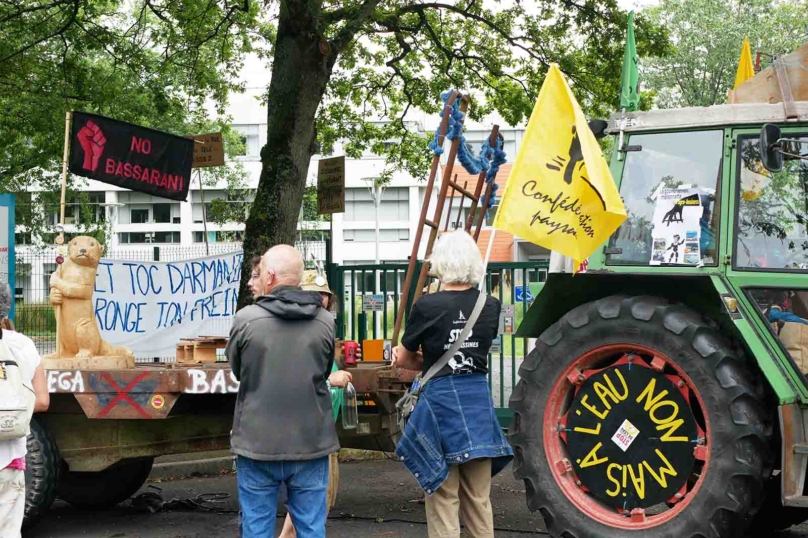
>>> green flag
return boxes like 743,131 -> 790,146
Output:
620,11 -> 640,111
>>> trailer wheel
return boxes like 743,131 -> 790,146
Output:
58,457 -> 154,509
509,295 -> 773,538
23,417 -> 61,530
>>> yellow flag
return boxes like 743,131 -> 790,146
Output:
734,38 -> 755,89
493,65 -> 627,268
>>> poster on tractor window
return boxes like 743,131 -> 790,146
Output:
650,188 -> 702,265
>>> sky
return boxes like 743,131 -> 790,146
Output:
617,0 -> 660,9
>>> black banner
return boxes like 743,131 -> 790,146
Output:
68,112 -> 193,201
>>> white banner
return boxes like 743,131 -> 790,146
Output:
94,251 -> 244,358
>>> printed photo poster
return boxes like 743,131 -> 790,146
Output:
650,188 -> 702,266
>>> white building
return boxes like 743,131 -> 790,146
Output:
14,84 -> 532,303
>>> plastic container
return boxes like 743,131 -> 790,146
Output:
342,382 -> 358,430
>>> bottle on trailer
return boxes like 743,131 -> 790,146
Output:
342,382 -> 358,430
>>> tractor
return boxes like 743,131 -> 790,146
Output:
508,44 -> 808,537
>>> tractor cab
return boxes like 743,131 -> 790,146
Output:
510,44 -> 808,537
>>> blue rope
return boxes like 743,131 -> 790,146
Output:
484,136 -> 506,209
428,91 -> 509,211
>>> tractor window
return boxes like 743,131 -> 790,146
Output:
747,288 -> 808,375
607,130 -> 723,266
735,136 -> 808,271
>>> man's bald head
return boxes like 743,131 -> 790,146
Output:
258,245 -> 304,294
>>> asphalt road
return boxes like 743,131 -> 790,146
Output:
24,460 -> 808,537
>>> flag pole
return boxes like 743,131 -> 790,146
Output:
617,108 -> 626,161
59,111 -> 72,236
55,110 -> 72,358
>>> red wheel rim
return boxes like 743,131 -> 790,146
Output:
543,344 -> 710,530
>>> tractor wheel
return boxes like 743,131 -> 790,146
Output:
57,457 -> 154,509
509,295 -> 774,538
23,417 -> 61,530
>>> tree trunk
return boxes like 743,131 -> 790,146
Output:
237,6 -> 336,310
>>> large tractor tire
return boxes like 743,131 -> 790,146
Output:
509,295 -> 773,538
23,417 -> 61,530
57,457 -> 154,509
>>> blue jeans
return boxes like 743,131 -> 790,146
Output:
237,456 -> 329,538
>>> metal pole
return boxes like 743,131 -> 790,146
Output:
198,170 -> 210,256
374,181 -> 382,337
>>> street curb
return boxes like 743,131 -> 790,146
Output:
148,449 -> 395,480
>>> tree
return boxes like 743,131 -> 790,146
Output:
0,0 -> 258,237
1,1 -> 670,310
237,0 -> 669,307
642,0 -> 808,109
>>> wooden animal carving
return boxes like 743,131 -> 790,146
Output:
46,236 -> 133,360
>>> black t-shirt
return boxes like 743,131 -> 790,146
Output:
401,289 -> 501,378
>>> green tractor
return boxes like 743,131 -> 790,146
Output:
509,50 -> 808,537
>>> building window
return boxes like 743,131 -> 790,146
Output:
233,124 -> 260,157
484,200 -> 499,227
131,208 -> 149,224
344,187 -> 409,222
119,232 -> 149,244
153,204 -> 172,224
344,229 -> 409,242
15,232 -> 31,245
120,231 -> 180,244
86,192 -> 105,224
154,231 -> 180,244
193,231 -> 243,243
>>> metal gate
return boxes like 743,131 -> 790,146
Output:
331,261 -> 549,419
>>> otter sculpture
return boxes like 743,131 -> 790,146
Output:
47,236 -> 134,362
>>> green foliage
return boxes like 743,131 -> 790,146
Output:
315,1 -> 670,182
643,0 -> 808,108
2,0 -> 672,247
0,0 -> 257,237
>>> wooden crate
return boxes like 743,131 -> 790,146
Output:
176,337 -> 228,364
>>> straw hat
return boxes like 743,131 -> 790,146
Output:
301,270 -> 333,295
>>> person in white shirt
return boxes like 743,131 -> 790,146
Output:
0,283 -> 49,538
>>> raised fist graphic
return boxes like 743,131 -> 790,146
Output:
77,120 -> 107,172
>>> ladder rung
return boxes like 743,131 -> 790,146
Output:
448,181 -> 479,202
425,219 -> 438,229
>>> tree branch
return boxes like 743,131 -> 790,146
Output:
0,0 -> 79,64
332,0 -> 385,51
0,0 -> 71,24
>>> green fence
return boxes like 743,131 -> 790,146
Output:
331,261 -> 549,420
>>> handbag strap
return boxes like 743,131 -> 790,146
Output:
420,287 -> 488,387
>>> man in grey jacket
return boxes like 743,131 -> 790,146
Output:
227,245 -> 344,538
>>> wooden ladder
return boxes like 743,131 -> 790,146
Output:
392,91 -> 502,344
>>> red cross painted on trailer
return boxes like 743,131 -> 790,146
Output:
97,372 -> 151,419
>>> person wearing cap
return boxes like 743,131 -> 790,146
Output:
278,270 -> 351,538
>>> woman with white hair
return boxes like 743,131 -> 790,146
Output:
393,230 -> 513,538
0,283 -> 49,537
